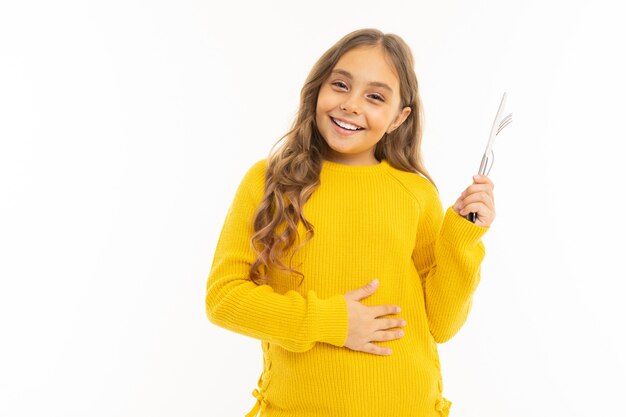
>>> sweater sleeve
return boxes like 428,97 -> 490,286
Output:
205,160 -> 349,353
411,183 -> 488,344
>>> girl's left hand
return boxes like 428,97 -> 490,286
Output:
453,175 -> 495,228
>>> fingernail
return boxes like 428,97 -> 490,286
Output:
371,279 -> 379,286
396,307 -> 401,313
474,175 -> 481,180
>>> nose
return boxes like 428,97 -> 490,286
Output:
340,94 -> 360,115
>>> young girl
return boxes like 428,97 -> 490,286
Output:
206,28 -> 495,417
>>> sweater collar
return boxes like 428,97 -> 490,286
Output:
321,158 -> 389,175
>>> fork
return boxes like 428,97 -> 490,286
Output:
467,93 -> 513,223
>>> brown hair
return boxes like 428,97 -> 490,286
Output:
249,28 -> 434,285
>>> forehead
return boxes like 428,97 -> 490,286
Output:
332,45 -> 400,91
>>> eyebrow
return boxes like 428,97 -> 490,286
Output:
331,68 -> 393,94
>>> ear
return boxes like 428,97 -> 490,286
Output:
387,106 -> 412,133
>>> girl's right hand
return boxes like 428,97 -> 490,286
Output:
343,279 -> 406,356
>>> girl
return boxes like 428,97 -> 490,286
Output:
206,28 -> 495,417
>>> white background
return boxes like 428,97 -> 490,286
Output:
1,1 -> 624,416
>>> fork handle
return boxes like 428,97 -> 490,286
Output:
465,154 -> 490,224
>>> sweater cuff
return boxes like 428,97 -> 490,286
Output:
312,293 -> 349,347
440,206 -> 489,247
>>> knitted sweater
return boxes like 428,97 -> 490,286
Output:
205,158 -> 488,417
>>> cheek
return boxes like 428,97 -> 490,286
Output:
316,90 -> 333,113
369,110 -> 394,130
315,100 -> 326,124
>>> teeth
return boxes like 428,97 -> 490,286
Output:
333,118 -> 362,131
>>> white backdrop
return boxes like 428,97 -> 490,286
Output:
1,1 -> 624,416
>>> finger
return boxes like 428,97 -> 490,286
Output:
460,191 -> 494,212
460,203 -> 496,226
475,213 -> 495,228
377,318 -> 406,330
364,342 -> 392,356
372,304 -> 401,318
453,196 -> 463,213
460,182 -> 494,200
473,175 -> 494,189
459,201 -> 489,217
346,279 -> 379,301
388,318 -> 407,328
460,191 -> 494,213
373,328 -> 404,341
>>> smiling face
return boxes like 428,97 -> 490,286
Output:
315,45 -> 411,166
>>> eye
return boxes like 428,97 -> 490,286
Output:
331,81 -> 348,90
368,93 -> 385,102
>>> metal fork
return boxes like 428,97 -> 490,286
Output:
476,112 -> 513,177
467,92 -> 513,223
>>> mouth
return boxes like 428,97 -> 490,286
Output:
330,117 -> 364,132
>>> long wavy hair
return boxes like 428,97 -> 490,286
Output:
248,28 -> 434,286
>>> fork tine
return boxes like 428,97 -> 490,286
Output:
497,118 -> 512,134
496,113 -> 513,135
499,113 -> 512,127
497,118 -> 512,133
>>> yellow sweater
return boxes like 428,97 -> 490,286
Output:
206,158 -> 488,417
